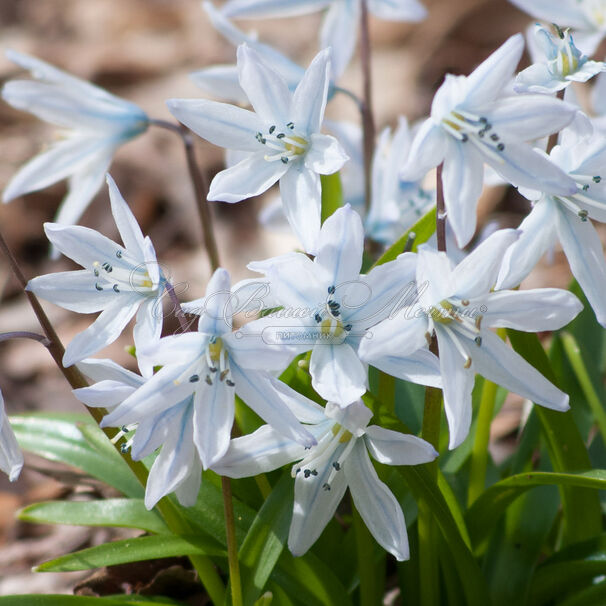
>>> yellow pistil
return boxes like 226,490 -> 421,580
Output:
208,338 -> 224,363
284,135 -> 308,155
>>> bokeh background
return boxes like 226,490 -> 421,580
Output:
0,0 -> 588,598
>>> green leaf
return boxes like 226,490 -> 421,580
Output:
466,470 -> 606,548
35,534 -> 226,572
19,499 -> 168,534
0,598 -> 185,606
372,206 -> 436,267
238,474 -> 293,606
321,173 -> 343,223
11,414 -> 143,498
506,330 -> 602,544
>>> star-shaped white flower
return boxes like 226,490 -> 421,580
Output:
98,268 -> 315,481
75,358 -> 202,509
214,398 -> 437,561
221,0 -> 427,79
359,229 -> 583,449
27,175 -> 165,370
2,50 -> 149,241
247,205 -> 442,405
515,24 -> 606,94
401,34 -> 578,247
497,131 -> 606,326
168,44 -> 347,254
0,389 -> 24,483
508,0 -> 606,56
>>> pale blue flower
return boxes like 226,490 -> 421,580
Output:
2,50 -> 149,240
221,0 -> 427,78
214,398 -> 437,560
27,176 -> 165,370
247,205 -> 442,405
359,229 -> 582,449
0,389 -> 23,483
168,44 -> 348,254
401,34 -> 579,247
515,24 -> 605,93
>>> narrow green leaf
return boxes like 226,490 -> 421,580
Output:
467,470 -> 606,548
11,414 -> 143,498
506,329 -> 602,544
35,534 -> 226,572
238,474 -> 293,606
372,206 -> 436,267
0,598 -> 185,606
19,499 -> 168,534
321,173 -> 343,223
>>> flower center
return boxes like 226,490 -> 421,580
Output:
441,110 -> 506,163
91,250 -> 158,295
312,286 -> 353,341
255,122 -> 309,164
173,336 -> 235,388
554,174 -> 603,221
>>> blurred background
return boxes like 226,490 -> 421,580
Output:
0,0 -> 581,598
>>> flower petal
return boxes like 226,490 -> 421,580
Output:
369,349 -> 442,388
0,393 -> 24,482
320,0 -> 359,79
73,380 -> 137,408
400,119 -> 447,181
198,268 -> 233,336
365,426 -> 438,465
358,313 -> 428,361
304,133 -> 349,174
368,0 -> 427,21
222,0 -> 331,18
190,65 -> 248,103
346,440 -> 409,561
106,174 -> 146,257
76,357 -> 146,385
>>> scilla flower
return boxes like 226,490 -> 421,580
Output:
401,34 -> 578,247
515,24 -> 605,94
167,44 -> 348,254
214,398 -> 437,560
27,176 -> 165,370
359,230 -> 583,449
2,50 -> 149,238
0,389 -> 24,483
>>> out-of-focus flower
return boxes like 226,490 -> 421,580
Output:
2,50 -> 149,239
168,45 -> 348,254
27,176 -> 165,370
215,398 -> 437,560
0,389 -> 24,483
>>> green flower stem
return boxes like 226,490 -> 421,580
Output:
561,332 -> 606,445
222,476 -> 243,606
352,500 -> 377,606
0,227 -> 226,605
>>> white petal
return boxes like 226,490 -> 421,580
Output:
441,136 -> 485,248
496,199 -> 558,290
370,349 -> 442,388
212,423 -> 312,478
231,365 -> 316,447
452,228 -> 519,298
482,289 -> 582,330
190,66 -> 248,103
288,440 -> 349,556
304,133 -> 349,174
63,296 -> 142,366
556,205 -> 606,327
291,48 -> 331,135
506,1 -> 590,29
133,298 -> 163,376
106,175 -> 146,258
416,245 -> 456,305
471,329 -> 569,411
193,375 -> 234,468
462,34 -> 524,109
237,44 -> 292,124
400,120 -> 446,181
73,380 -> 137,408
309,342 -> 367,405
279,163 -> 322,253
436,329 -> 475,450
198,268 -> 233,336
358,313 -> 428,361
315,205 -> 364,287
175,455 -> 203,508
222,0 -> 331,18
320,0 -> 359,80
0,393 -> 23,482
208,154 -> 287,203
346,440 -> 409,561
368,0 -> 427,21
76,357 -> 146,384
365,426 -> 437,465
515,63 -> 566,94
166,98 -> 264,151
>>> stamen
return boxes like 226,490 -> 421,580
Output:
205,375 -> 213,385
189,374 -> 199,382
116,250 -> 123,258
95,283 -> 103,291
113,284 -> 120,293
269,125 -> 276,134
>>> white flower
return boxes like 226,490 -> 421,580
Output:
2,50 -> 149,238
508,0 -> 606,56
27,175 -> 165,370
515,24 -> 605,94
497,132 -> 606,326
401,34 -> 578,247
221,0 -> 427,79
359,229 -> 583,449
214,398 -> 437,560
367,117 -> 435,244
247,205 -> 442,405
167,44 -> 348,254
75,358 -> 202,509
97,268 -> 315,482
0,389 -> 24,483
